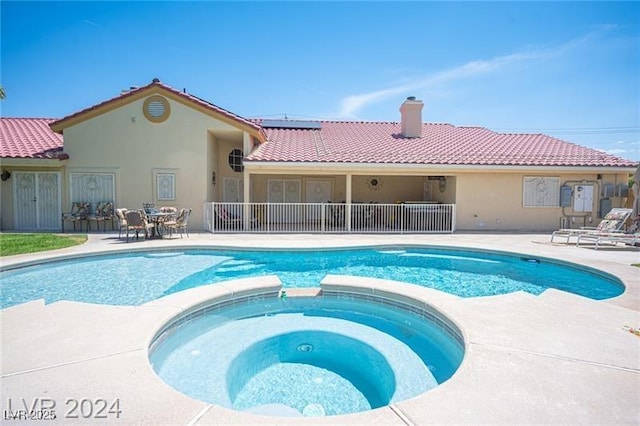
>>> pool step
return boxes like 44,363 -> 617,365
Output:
216,261 -> 265,274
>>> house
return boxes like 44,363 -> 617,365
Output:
0,78 -> 637,233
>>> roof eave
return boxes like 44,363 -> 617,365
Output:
49,82 -> 263,138
0,157 -> 68,167
244,161 -> 637,174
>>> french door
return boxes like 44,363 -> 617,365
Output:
223,177 -> 244,217
13,172 -> 61,230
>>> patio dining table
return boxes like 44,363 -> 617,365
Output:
145,212 -> 176,238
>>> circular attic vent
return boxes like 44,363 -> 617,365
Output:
143,95 -> 171,123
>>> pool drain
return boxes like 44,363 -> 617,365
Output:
297,343 -> 314,352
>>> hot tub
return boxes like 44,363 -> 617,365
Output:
149,292 -> 464,417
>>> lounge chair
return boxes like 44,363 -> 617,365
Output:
550,208 -> 633,243
576,231 -> 640,250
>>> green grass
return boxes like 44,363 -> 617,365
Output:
0,233 -> 87,256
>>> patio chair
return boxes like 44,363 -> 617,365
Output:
164,208 -> 192,238
159,206 -> 178,215
89,201 -> 115,232
142,202 -> 157,214
156,206 -> 178,226
214,205 -> 243,230
115,208 -> 128,238
125,210 -> 154,242
550,208 -> 633,244
61,201 -> 90,232
576,231 -> 640,250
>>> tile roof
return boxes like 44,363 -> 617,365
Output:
246,120 -> 638,168
50,79 -> 263,135
1,118 -> 64,159
3,97 -> 636,169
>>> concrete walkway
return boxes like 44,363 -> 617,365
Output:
1,232 -> 639,424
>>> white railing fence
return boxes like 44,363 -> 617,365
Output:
205,202 -> 456,234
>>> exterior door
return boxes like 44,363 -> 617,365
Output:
14,172 -> 61,230
223,177 -> 244,202
223,177 -> 244,217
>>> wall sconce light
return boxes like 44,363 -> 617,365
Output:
211,171 -> 216,186
0,170 -> 10,181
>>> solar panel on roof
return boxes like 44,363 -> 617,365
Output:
261,119 -> 321,129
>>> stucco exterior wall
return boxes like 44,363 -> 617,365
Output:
350,175 -> 424,202
61,95 -> 245,230
248,174 -> 427,204
245,170 -> 630,232
454,172 -> 630,231
0,175 -> 14,230
216,138 -> 245,200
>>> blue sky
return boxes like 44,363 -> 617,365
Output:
2,1 -> 639,161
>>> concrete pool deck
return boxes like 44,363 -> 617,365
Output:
1,232 -> 639,424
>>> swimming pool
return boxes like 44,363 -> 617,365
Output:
0,246 -> 624,308
149,294 -> 464,417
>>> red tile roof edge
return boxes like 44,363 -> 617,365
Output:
49,79 -> 262,134
1,117 -> 65,159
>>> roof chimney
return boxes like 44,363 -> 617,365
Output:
400,96 -> 424,138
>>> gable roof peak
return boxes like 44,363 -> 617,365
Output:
49,79 -> 263,137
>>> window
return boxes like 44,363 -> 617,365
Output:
69,173 -> 115,209
523,176 -> 560,207
228,148 -> 244,172
156,173 -> 176,200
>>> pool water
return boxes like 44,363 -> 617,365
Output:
0,247 -> 623,308
149,296 -> 463,416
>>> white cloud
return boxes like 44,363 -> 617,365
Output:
83,19 -> 102,28
337,54 -> 531,118
336,28 -> 613,119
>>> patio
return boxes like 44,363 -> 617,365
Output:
1,233 -> 639,424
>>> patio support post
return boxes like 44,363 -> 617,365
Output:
243,168 -> 251,230
346,173 -> 352,232
242,131 -> 255,231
